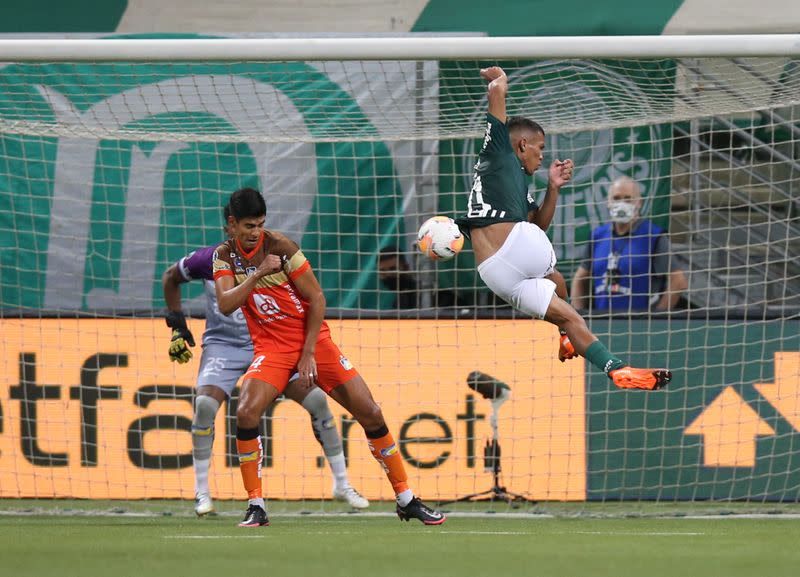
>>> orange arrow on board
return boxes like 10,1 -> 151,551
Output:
684,386 -> 774,467
754,352 -> 800,431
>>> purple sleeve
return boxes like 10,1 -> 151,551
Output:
177,245 -> 217,281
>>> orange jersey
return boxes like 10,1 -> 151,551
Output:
212,230 -> 330,352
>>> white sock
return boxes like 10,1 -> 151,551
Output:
248,498 -> 265,510
396,489 -> 413,507
194,458 -> 210,495
327,452 -> 349,489
192,395 -> 219,496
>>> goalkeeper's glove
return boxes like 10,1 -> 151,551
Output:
166,310 -> 195,363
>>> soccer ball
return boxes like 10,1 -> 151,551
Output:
417,216 -> 464,261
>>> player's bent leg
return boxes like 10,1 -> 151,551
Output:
544,297 -> 672,390
546,269 -> 568,300
192,385 -> 226,517
328,376 -> 445,525
543,271 -> 576,361
284,380 -> 369,509
236,377 -> 282,527
544,296 -> 597,355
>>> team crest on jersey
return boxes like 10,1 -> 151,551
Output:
234,257 -> 243,268
339,355 -> 353,371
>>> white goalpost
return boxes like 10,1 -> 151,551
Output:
0,35 -> 798,510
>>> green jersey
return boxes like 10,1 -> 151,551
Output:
455,113 -> 538,236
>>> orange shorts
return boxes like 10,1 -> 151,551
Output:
243,337 -> 359,394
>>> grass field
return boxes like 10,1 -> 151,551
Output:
2,501 -> 800,577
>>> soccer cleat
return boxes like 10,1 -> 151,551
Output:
558,333 -> 577,362
396,497 -> 446,525
194,492 -> 215,517
238,504 -> 270,527
609,367 -> 672,391
333,486 -> 370,509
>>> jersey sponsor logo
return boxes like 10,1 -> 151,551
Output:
339,355 -> 353,371
253,293 -> 281,317
245,266 -> 257,276
285,284 -> 305,314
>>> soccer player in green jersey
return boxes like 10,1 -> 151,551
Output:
455,66 -> 671,391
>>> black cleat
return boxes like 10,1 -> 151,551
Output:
238,504 -> 270,527
396,497 -> 446,525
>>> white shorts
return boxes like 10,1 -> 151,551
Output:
196,344 -> 252,396
477,222 -> 558,319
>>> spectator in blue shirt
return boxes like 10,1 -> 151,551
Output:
570,176 -> 688,313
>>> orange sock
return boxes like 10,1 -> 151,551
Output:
367,431 -> 409,496
236,437 -> 263,500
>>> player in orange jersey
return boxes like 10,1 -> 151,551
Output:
213,187 -> 445,527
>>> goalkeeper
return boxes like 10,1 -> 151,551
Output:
162,206 -> 368,516
454,66 -> 671,391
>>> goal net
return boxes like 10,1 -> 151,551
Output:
1,36 -> 799,511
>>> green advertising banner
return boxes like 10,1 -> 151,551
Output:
586,318 -> 800,501
0,55 -> 416,313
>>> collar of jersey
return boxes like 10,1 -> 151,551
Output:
236,230 -> 265,260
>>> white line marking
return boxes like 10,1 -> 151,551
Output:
164,534 -> 266,539
440,531 -> 532,535
556,531 -> 707,536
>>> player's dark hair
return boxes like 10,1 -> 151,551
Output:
508,116 -> 545,138
223,202 -> 231,221
228,187 -> 266,220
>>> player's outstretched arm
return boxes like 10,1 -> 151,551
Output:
480,66 -> 508,123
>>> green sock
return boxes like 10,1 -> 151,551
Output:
585,341 -> 625,375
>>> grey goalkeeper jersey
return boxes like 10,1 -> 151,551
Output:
177,245 -> 253,350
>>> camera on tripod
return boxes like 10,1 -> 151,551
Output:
437,370 -> 535,507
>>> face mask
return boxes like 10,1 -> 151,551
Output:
608,201 -> 637,224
